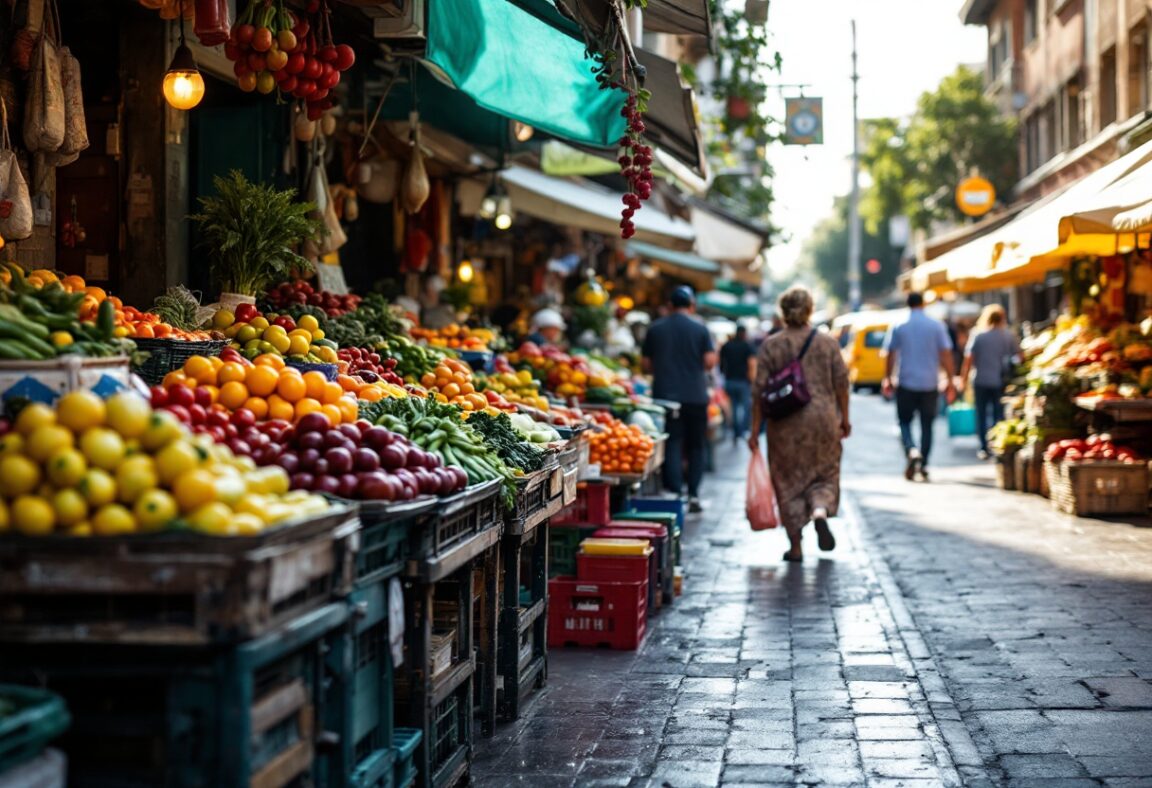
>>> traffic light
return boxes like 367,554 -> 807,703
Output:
866,258 -> 882,275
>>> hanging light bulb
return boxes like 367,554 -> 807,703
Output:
163,2 -> 205,110
458,260 -> 475,284
479,182 -> 498,220
513,121 -> 535,142
494,194 -> 513,231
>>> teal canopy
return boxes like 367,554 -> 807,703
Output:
379,68 -> 510,150
625,240 -> 719,273
425,0 -> 628,148
697,290 -> 762,318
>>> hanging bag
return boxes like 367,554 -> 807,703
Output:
53,2 -> 89,167
0,99 -> 34,240
10,0 -> 47,72
760,329 -> 817,421
746,445 -> 779,530
22,0 -> 64,154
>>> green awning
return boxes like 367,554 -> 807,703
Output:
697,290 -> 761,318
626,240 -> 719,273
425,0 -> 628,148
379,68 -> 509,150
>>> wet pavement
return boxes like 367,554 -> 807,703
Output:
471,393 -> 1152,787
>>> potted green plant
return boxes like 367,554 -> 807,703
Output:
191,170 -> 321,307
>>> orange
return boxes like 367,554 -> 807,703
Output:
218,362 -> 247,384
276,372 -> 307,403
209,356 -> 224,371
184,356 -> 216,385
294,397 -> 322,421
337,374 -> 360,392
245,366 -> 279,397
135,323 -> 155,339
359,386 -> 384,403
320,403 -> 343,425
242,397 -> 269,420
420,373 -> 436,389
303,371 -> 329,400
218,381 -> 249,410
266,395 -> 295,422
162,371 -> 188,388
200,385 -> 219,405
254,353 -> 285,370
440,382 -> 460,399
153,323 -> 173,338
336,397 -> 359,423
321,381 -> 344,405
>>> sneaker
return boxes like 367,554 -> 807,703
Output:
904,448 -> 922,481
917,465 -> 930,482
977,449 -> 990,461
688,497 -> 703,514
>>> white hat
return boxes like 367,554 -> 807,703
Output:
531,308 -> 567,331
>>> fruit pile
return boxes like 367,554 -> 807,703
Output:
1044,435 -> 1141,464
0,390 -> 328,537
506,342 -> 596,399
160,351 -> 359,426
419,358 -> 513,414
251,412 -> 468,501
337,347 -> 404,385
0,267 -> 132,359
410,324 -> 495,351
214,303 -> 338,363
264,280 -> 360,318
587,412 -> 655,476
475,369 -> 549,412
336,372 -> 409,404
225,0 -> 354,117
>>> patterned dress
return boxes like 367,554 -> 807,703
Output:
755,326 -> 850,535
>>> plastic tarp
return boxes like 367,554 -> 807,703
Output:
501,165 -> 695,248
425,0 -> 627,148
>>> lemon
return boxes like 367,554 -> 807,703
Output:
79,468 -> 117,507
115,455 -> 158,504
296,314 -> 319,333
213,309 -> 236,329
233,512 -> 264,536
46,447 -> 88,487
67,522 -> 92,537
311,329 -> 325,341
267,333 -> 291,354
52,488 -> 89,527
50,331 -> 73,347
56,390 -> 106,433
134,489 -> 178,532
287,334 -> 311,356
155,441 -> 201,486
173,468 -> 218,513
212,472 -> 246,506
236,325 -> 259,344
248,316 -> 270,331
25,425 -> 74,463
140,411 -> 184,452
105,392 -> 152,439
11,495 -> 55,536
0,455 -> 41,497
79,427 -> 126,471
189,502 -> 236,535
92,503 -> 136,536
0,433 -> 24,456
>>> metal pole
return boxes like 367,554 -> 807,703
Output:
847,20 -> 863,311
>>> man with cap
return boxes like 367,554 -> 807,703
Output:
526,308 -> 567,347
642,286 -> 717,512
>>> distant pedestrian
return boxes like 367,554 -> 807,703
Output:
750,286 -> 851,563
882,292 -> 956,482
526,308 -> 566,348
720,326 -> 756,443
642,286 -> 717,513
960,304 -> 1019,460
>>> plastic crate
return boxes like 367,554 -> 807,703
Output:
547,577 -> 647,650
548,525 -> 599,577
576,551 -> 653,585
552,482 -> 612,526
346,583 -> 396,783
392,728 -> 422,788
351,497 -> 437,587
431,691 -> 463,772
594,525 -> 668,609
0,686 -> 70,775
131,339 -> 229,386
409,480 -> 502,564
622,497 -> 685,531
613,511 -> 680,565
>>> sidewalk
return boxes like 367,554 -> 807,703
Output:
472,438 -> 975,787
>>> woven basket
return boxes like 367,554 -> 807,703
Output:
1044,459 -> 1150,516
995,449 -> 1019,491
132,339 -> 228,386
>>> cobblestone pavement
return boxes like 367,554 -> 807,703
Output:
471,394 -> 1152,787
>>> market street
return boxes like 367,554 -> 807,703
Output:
472,392 -> 1152,787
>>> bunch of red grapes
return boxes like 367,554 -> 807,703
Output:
338,348 -> 404,386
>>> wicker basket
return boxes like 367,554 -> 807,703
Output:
1044,459 -> 1150,516
995,449 -> 1019,491
132,339 -> 228,386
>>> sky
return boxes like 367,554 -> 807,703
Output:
763,1 -> 988,280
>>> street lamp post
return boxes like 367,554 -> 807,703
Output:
847,20 -> 862,312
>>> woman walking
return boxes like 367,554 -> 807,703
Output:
749,287 -> 851,562
960,304 -> 1019,460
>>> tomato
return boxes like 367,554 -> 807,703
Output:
252,27 -> 274,53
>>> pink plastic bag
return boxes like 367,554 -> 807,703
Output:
746,447 -> 779,530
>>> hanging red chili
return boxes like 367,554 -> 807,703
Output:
193,0 -> 231,47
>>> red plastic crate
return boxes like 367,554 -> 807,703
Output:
552,482 -> 612,526
547,577 -> 647,650
577,551 -> 652,584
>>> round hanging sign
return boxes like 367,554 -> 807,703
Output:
956,176 -> 996,217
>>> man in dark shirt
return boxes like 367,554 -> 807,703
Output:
719,326 -> 756,443
642,286 -> 717,513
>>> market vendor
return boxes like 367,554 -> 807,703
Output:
526,308 -> 567,347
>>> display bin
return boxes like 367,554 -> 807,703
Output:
593,525 -> 667,610
622,496 -> 685,531
131,338 -> 227,386
552,482 -> 612,526
612,510 -> 680,566
348,497 -> 438,588
1044,459 -> 1150,516
0,356 -> 132,405
0,685 -> 70,775
505,460 -> 564,537
547,577 -> 648,651
547,524 -> 599,578
407,480 -> 503,583
576,549 -> 654,586
497,522 -> 548,722
0,603 -> 349,788
340,581 -> 399,788
0,508 -> 358,645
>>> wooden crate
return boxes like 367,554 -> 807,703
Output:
1044,459 -> 1150,516
0,508 -> 358,645
995,449 -> 1019,491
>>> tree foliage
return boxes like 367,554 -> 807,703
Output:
860,65 -> 1017,232
799,196 -> 898,304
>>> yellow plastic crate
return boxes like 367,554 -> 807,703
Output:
578,538 -> 653,556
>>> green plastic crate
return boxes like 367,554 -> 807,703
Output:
548,525 -> 598,578
0,685 -> 70,774
613,511 -> 680,565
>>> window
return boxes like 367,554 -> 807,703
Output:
1100,46 -> 1118,127
1128,24 -> 1148,116
1062,76 -> 1084,150
989,21 -> 1011,78
1024,111 -> 1042,173
864,330 -> 887,349
1024,0 -> 1040,44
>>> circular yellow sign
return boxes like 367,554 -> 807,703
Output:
956,176 -> 996,217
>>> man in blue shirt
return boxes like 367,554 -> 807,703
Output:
882,293 -> 956,481
642,286 -> 717,512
